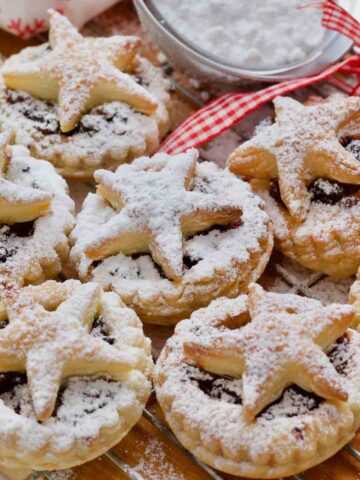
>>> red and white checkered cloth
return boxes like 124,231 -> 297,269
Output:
159,0 -> 360,155
0,0 -> 119,38
321,0 -> 360,46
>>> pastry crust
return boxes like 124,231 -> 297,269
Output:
155,288 -> 360,478
251,178 -> 360,277
348,276 -> 360,327
0,142 -> 74,285
0,279 -> 153,471
227,95 -> 360,277
68,150 -> 273,325
0,12 -> 170,178
2,10 -> 158,132
227,95 -> 360,221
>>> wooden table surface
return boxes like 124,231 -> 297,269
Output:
0,2 -> 359,479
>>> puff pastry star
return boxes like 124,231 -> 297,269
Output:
2,9 -> 158,133
85,150 -> 242,281
227,95 -> 360,221
0,280 -> 134,421
184,283 -> 354,420
0,131 -> 51,223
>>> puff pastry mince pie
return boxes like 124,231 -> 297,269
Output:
155,284 -> 360,478
0,10 -> 170,178
227,95 -> 360,277
0,279 -> 153,471
68,149 -> 273,325
0,131 -> 74,285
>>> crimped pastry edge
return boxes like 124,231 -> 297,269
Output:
0,53 -> 171,179
0,281 -> 154,471
67,163 -> 274,325
154,296 -> 360,478
251,179 -> 360,278
0,147 -> 75,286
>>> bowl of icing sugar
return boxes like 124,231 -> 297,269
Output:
134,0 -> 356,84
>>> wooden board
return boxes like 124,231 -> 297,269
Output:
0,2 -> 359,479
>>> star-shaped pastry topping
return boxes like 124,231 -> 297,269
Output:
2,9 -> 158,133
184,283 -> 355,420
227,96 -> 360,221
84,149 -> 242,281
0,131 -> 51,223
0,279 -> 134,421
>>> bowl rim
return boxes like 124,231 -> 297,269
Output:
135,0 -> 349,78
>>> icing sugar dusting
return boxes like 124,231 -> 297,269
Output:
0,145 -> 74,284
0,56 -> 170,176
69,152 -> 271,320
0,287 -> 153,469
155,293 -> 360,472
87,149 -> 242,280
47,470 -> 75,479
2,10 -> 158,132
230,95 -> 360,221
184,284 -> 353,418
133,438 -> 186,480
255,178 -> 360,277
0,377 -> 132,447
156,0 -> 325,68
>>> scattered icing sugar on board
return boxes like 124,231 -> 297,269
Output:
132,437 -> 186,480
155,0 -> 326,68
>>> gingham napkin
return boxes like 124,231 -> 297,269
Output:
159,0 -> 360,155
0,0 -> 119,38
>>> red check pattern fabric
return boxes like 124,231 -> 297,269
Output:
159,1 -> 360,155
321,0 -> 360,46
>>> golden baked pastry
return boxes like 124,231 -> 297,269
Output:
0,10 -> 170,178
227,95 -> 360,277
348,274 -> 360,327
0,131 -> 74,285
0,132 -> 50,223
0,279 -> 153,471
155,284 -> 360,478
68,149 -> 273,324
0,465 -> 31,480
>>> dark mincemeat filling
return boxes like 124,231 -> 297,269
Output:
0,315 -> 117,420
0,221 -> 35,263
328,333 -> 351,375
186,334 -> 350,421
6,87 -> 132,137
269,139 -> 360,207
53,378 -> 118,419
187,369 -> 243,405
91,315 -> 116,345
270,178 -> 360,208
342,137 -> 360,158
187,368 -> 322,418
0,373 -> 27,414
3,221 -> 35,238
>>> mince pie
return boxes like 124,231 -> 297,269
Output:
227,95 -> 360,277
155,283 -> 360,478
0,131 -> 74,285
0,10 -> 170,178
67,149 -> 273,325
0,279 -> 153,471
